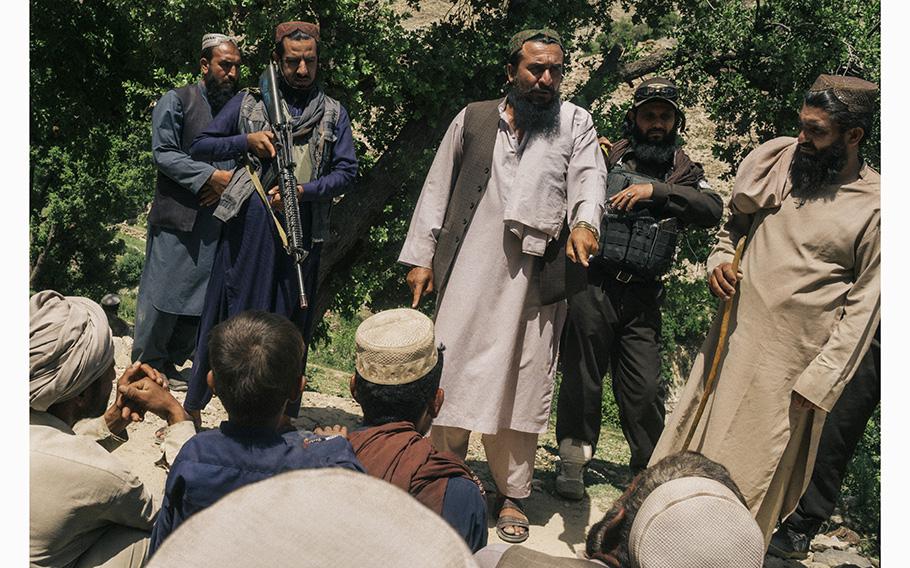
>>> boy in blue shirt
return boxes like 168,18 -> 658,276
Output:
149,311 -> 363,555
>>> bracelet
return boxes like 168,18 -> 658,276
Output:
571,220 -> 599,241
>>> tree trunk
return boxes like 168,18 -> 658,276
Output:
29,221 -> 56,289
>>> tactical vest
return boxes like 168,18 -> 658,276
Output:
148,84 -> 212,232
238,89 -> 340,243
596,165 -> 679,280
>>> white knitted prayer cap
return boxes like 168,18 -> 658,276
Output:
629,476 -> 765,568
355,308 -> 438,385
147,469 -> 479,568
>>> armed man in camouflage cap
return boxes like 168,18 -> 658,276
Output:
648,74 -> 880,545
554,77 -> 723,500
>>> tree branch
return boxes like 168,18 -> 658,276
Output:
572,44 -> 676,108
30,221 -> 56,287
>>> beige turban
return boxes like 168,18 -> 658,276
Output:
29,290 -> 114,411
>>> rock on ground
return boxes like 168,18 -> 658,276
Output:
810,549 -> 874,568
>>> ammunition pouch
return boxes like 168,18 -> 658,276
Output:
596,169 -> 678,280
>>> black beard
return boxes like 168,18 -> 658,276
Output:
506,84 -> 560,138
205,73 -> 238,115
790,138 -> 848,197
629,126 -> 677,166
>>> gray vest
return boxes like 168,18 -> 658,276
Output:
149,83 -> 211,232
433,99 -> 573,304
433,99 -> 500,296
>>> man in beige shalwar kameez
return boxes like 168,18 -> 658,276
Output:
399,29 -> 606,542
649,75 -> 880,544
30,290 -> 195,568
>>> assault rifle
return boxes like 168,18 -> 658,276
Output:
264,62 -> 309,308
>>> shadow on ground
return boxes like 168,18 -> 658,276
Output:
292,404 -> 364,432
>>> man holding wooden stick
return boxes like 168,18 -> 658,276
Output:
648,74 -> 880,545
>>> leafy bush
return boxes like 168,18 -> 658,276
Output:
115,248 -> 145,289
839,407 -> 881,555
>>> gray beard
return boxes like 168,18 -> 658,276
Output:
506,85 -> 561,138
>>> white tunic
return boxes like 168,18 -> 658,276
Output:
399,99 -> 606,434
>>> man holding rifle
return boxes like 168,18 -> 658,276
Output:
186,21 -> 358,428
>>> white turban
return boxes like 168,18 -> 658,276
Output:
29,290 -> 114,411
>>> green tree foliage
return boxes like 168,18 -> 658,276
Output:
627,0 -> 880,172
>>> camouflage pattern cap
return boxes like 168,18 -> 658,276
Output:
355,308 -> 438,385
809,74 -> 878,114
508,28 -> 563,56
633,76 -> 680,110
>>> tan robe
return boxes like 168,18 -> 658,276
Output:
399,99 -> 606,434
30,410 -> 195,567
649,137 -> 880,542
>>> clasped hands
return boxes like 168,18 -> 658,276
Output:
103,362 -> 191,435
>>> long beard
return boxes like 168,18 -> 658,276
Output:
629,126 -> 677,166
506,84 -> 561,138
205,73 -> 238,115
790,138 -> 848,197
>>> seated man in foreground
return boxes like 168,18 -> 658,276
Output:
30,290 -> 195,568
149,310 -> 364,555
146,469 -> 481,568
474,451 -> 765,568
348,308 -> 488,552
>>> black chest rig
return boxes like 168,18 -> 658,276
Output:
595,165 -> 679,280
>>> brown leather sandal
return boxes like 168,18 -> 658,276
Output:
495,496 -> 530,543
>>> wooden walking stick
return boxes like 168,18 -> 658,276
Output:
683,235 -> 747,451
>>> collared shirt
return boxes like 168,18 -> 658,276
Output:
399,98 -> 605,268
29,410 -> 195,568
148,421 -> 365,556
